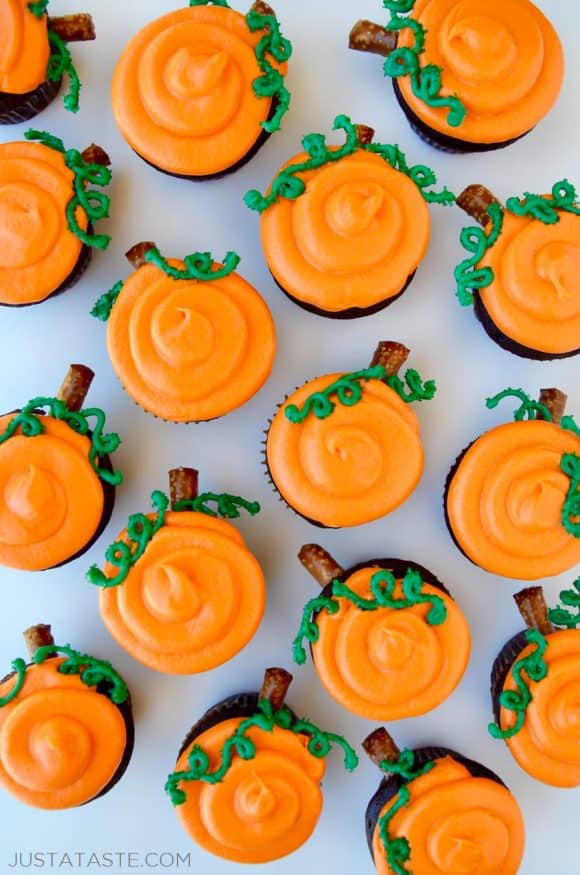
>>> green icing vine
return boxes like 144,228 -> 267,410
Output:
548,577 -> 580,628
377,749 -> 435,875
0,397 -> 122,487
174,492 -> 261,519
33,644 -> 129,704
561,454 -> 580,539
382,1 -> 466,129
91,281 -> 124,322
47,30 -> 81,113
485,388 -> 553,423
25,130 -> 111,250
506,180 -> 580,225
244,114 -> 455,213
165,697 -> 359,805
454,203 -> 504,306
144,248 -> 240,281
488,629 -> 548,740
293,568 -> 447,665
246,10 -> 292,134
0,659 -> 28,707
27,1 -> 49,16
385,370 -> 436,403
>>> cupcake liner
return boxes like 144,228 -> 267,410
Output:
490,630 -> 530,726
0,77 -> 62,126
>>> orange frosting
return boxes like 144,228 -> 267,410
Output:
174,717 -> 324,862
480,208 -> 580,354
0,414 -> 104,571
0,1 -> 50,95
397,0 -> 564,144
312,567 -> 470,719
501,629 -> 580,788
106,258 -> 275,421
0,658 -> 126,809
372,756 -> 525,874
111,6 -> 286,176
260,150 -> 430,312
267,374 -> 424,527
447,421 -> 580,579
100,511 -> 265,674
0,141 -> 87,306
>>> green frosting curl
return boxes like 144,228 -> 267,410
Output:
548,577 -> 580,628
488,629 -> 548,740
144,247 -> 240,281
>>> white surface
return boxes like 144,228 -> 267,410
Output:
1,0 -> 579,872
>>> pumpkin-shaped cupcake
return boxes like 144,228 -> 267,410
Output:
88,467 -> 265,675
455,182 -> 580,359
166,667 -> 358,862
489,583 -> 580,788
0,623 -> 133,810
111,0 -> 292,179
92,242 -> 275,423
0,3 -> 95,123
293,545 -> 470,720
350,0 -> 563,153
266,341 -> 436,527
363,728 -> 525,874
445,386 -> 580,579
0,364 -> 122,571
245,114 -> 454,318
0,130 -> 112,308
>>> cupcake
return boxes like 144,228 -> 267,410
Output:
165,666 -> 358,863
244,114 -> 454,318
363,727 -> 525,874
0,623 -> 133,809
489,582 -> 580,788
265,340 -> 436,527
293,544 -> 470,720
455,181 -> 580,359
0,364 -> 122,571
445,386 -> 580,579
91,242 -> 275,422
349,0 -> 563,153
88,467 -> 265,675
111,0 -> 292,179
0,130 -> 112,308
0,4 -> 95,123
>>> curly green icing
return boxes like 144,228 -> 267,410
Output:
377,749 -> 436,875
244,114 -> 455,213
485,388 -> 553,423
506,179 -> 580,225
548,577 -> 580,628
0,397 -> 122,487
382,0 -> 466,129
293,568 -> 447,665
33,644 -> 129,704
27,3 -> 84,113
27,1 -> 49,16
246,10 -> 292,134
144,247 -> 240,281
561,454 -> 580,539
454,203 -> 504,306
91,281 -> 124,322
385,369 -> 436,403
174,492 -> 261,518
488,629 -> 548,740
25,130 -> 111,250
165,697 -> 358,805
0,659 -> 28,707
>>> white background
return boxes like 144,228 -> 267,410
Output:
0,0 -> 578,872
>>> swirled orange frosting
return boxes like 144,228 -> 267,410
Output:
0,658 -> 126,809
0,414 -> 104,571
111,6 -> 286,176
447,421 -> 580,579
267,374 -> 424,527
501,629 -> 580,788
174,717 -> 324,862
260,150 -> 430,312
398,0 -> 564,144
0,1 -> 50,95
312,567 -> 470,719
0,141 -> 87,306
107,258 -> 275,422
100,511 -> 265,674
373,756 -> 525,874
480,209 -> 580,354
